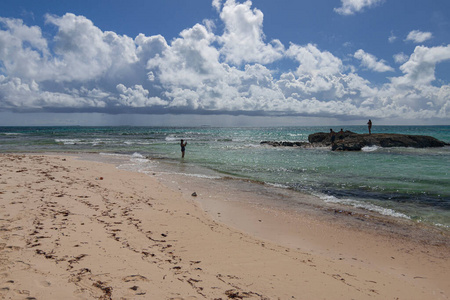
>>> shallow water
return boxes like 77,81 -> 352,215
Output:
1,125 -> 449,227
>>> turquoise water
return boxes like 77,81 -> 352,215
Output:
1,125 -> 449,227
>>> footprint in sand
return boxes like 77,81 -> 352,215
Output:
0,286 -> 10,292
36,279 -> 51,287
130,285 -> 146,295
123,274 -> 148,283
1,280 -> 14,292
13,289 -> 31,296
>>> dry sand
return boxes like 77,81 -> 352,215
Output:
0,154 -> 449,299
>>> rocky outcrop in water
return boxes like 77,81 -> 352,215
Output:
260,141 -> 309,147
261,131 -> 448,151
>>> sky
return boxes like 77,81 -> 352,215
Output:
0,0 -> 449,126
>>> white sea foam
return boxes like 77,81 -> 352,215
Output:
175,172 -> 221,179
55,138 -> 82,145
130,152 -> 149,164
131,152 -> 145,158
361,145 -> 380,152
100,152 -> 152,168
146,170 -> 221,180
265,182 -> 290,189
100,152 -> 130,158
116,153 -> 157,174
165,135 -> 180,141
319,194 -> 411,219
223,143 -> 261,150
245,143 -> 260,148
435,223 -> 450,229
92,139 -> 111,146
56,138 -> 113,145
124,140 -> 152,145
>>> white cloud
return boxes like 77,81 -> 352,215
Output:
218,0 -> 284,65
392,45 -> 450,86
377,45 -> 450,119
45,13 -> 139,83
0,3 -> 449,122
0,17 -> 48,54
212,0 -> 223,12
147,23 -> 223,89
393,52 -> 408,64
388,31 -> 397,43
0,76 -> 108,110
334,0 -> 385,15
287,43 -> 344,77
0,76 -> 39,109
354,49 -> 394,72
0,17 -> 49,80
115,84 -> 168,107
405,30 -> 433,43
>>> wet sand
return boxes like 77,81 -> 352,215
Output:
0,154 -> 449,299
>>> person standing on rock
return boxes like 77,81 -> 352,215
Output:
367,119 -> 372,135
329,129 -> 336,146
338,128 -> 344,141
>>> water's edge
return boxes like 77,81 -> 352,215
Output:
70,152 -> 450,248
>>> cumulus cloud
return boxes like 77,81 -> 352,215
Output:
0,76 -> 108,110
393,52 -> 408,64
212,0 -> 223,12
218,0 -> 284,65
0,1 -> 449,122
405,30 -> 433,43
0,17 -> 49,80
115,84 -> 168,107
392,45 -> 450,86
287,43 -> 344,77
280,44 -> 373,103
334,0 -> 385,15
147,23 -> 221,89
46,13 -> 140,83
354,49 -> 394,72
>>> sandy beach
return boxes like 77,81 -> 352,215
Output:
0,154 -> 449,299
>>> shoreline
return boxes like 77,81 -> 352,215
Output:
144,148 -> 450,231
1,153 -> 449,299
156,164 -> 450,245
134,152 -> 450,239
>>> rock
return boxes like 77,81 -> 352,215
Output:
310,132 -> 447,150
260,131 -> 447,151
307,131 -> 357,145
261,141 -> 308,147
331,142 -> 362,151
191,192 -> 197,197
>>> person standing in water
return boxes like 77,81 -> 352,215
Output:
367,119 -> 372,135
180,139 -> 187,158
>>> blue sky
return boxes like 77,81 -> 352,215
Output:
0,0 -> 449,126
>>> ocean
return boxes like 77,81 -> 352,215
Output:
1,125 -> 449,228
